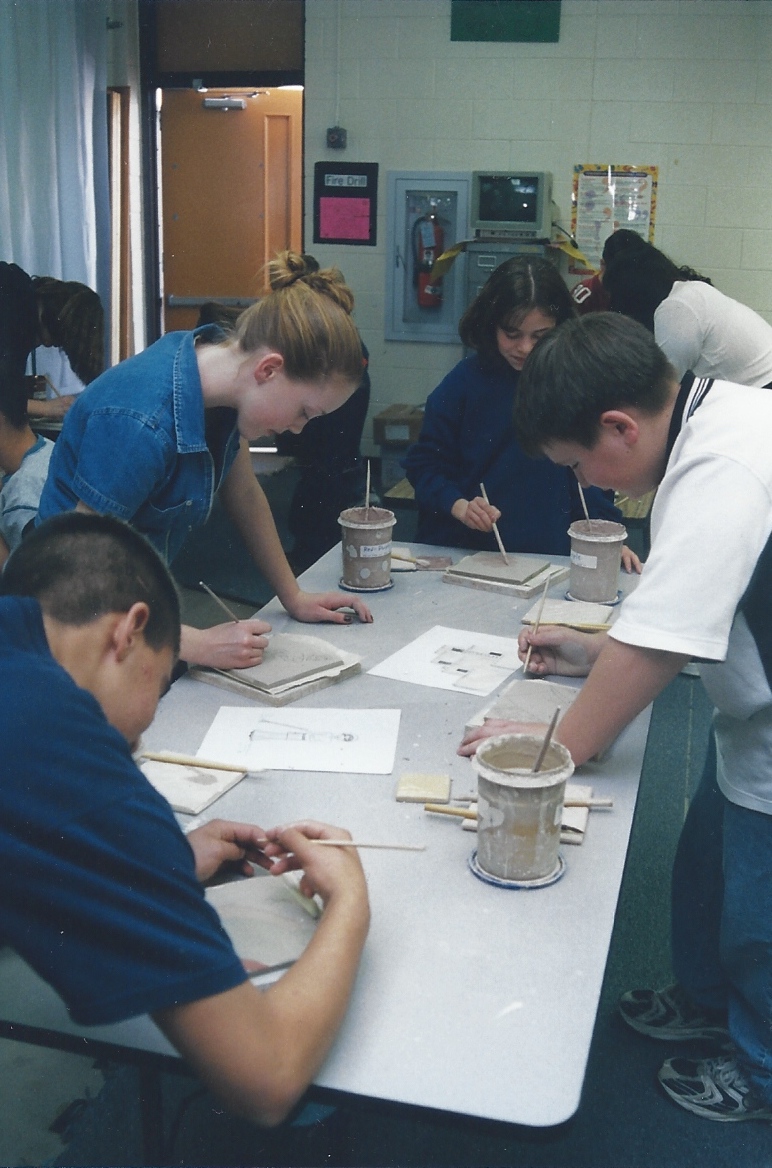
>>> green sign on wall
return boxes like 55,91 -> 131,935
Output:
451,1 -> 561,44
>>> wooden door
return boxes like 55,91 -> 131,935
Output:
160,87 -> 302,333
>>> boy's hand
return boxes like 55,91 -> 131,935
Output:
188,819 -> 273,882
285,589 -> 373,625
452,496 -> 501,533
519,626 -> 605,677
458,718 -> 548,757
261,820 -> 368,908
621,544 -> 643,573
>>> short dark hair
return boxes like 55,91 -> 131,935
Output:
1,513 -> 180,653
514,313 -> 676,455
459,255 -> 575,370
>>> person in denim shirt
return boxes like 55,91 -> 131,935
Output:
38,253 -> 373,669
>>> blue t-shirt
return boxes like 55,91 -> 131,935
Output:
37,327 -> 241,563
404,355 -> 619,555
0,597 -> 247,1025
0,435 -> 53,550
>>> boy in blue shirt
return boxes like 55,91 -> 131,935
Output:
0,513 -> 369,1128
461,313 -> 772,1123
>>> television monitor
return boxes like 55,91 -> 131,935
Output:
471,171 -> 553,241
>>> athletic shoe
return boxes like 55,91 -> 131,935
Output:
619,983 -> 729,1042
658,1054 -> 772,1122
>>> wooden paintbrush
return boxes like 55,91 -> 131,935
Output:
199,580 -> 241,623
479,482 -> 509,566
523,575 -> 551,675
532,706 -> 561,773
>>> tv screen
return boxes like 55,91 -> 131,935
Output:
478,175 -> 538,224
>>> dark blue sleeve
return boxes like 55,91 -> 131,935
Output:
404,362 -> 475,517
0,665 -> 247,1026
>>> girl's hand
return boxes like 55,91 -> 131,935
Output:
451,496 -> 501,533
285,590 -> 373,625
181,619 -> 271,669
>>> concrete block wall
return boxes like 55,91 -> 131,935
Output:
303,0 -> 772,444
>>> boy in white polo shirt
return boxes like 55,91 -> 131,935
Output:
460,312 -> 772,1123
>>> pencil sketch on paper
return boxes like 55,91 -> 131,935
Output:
197,707 -> 401,774
369,626 -> 523,697
248,718 -> 356,744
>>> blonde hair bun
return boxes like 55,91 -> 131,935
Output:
268,251 -> 354,315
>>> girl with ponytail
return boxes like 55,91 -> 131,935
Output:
38,252 -> 373,670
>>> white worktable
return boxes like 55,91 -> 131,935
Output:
0,545 -> 649,1129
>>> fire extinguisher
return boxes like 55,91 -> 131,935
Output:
413,203 -> 445,309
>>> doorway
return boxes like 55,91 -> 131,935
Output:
158,86 -> 303,334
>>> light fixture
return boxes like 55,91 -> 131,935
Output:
202,96 -> 247,111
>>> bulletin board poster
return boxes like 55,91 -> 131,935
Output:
570,164 -> 658,274
313,162 -> 378,246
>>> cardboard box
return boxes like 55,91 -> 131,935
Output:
373,404 -> 424,447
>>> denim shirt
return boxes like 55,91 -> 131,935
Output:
38,328 -> 241,562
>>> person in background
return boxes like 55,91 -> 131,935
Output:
0,512 -> 369,1129
461,312 -> 772,1124
604,242 -> 772,387
0,367 -> 54,565
37,252 -> 373,672
570,228 -> 649,316
0,263 -> 104,423
404,255 -> 640,567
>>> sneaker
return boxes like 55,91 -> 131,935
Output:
619,983 -> 729,1042
658,1054 -> 772,1122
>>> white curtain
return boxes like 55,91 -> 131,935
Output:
0,0 -> 110,306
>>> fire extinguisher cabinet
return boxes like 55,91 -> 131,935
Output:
385,171 -> 470,344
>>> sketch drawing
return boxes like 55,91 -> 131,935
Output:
249,718 -> 356,743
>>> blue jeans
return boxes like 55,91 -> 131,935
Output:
672,732 -> 772,1101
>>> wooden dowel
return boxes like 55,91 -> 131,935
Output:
576,478 -> 593,532
425,803 -> 474,818
140,750 -> 247,773
365,459 -> 371,515
425,797 -> 612,820
309,840 -> 426,852
523,575 -> 551,675
479,482 -> 509,566
199,580 -> 241,624
532,707 -> 561,773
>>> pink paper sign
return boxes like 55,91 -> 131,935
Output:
319,196 -> 371,241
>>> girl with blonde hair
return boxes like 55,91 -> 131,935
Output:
38,252 -> 373,669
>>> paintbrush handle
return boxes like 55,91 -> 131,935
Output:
140,750 -> 247,773
425,803 -> 475,819
310,840 -> 426,851
479,482 -> 509,565
199,580 -> 241,623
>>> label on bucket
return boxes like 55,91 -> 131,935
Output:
571,550 -> 598,569
360,542 -> 391,558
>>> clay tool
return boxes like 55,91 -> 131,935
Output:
532,707 -> 561,773
309,840 -> 426,851
140,750 -> 248,773
424,796 -> 612,820
199,580 -> 241,623
365,459 -> 371,517
576,478 -> 594,532
523,575 -> 551,675
479,482 -> 509,566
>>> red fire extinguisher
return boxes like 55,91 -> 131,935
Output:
413,203 -> 445,309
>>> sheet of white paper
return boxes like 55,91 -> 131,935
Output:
368,625 -> 522,696
197,707 -> 401,774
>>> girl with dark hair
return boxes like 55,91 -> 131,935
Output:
604,244 -> 772,386
405,255 -> 636,561
571,228 -> 649,316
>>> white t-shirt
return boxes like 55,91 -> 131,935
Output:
26,346 -> 85,397
610,375 -> 772,814
654,281 -> 772,386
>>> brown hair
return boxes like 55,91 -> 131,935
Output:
31,277 -> 104,385
233,251 -> 363,384
459,255 -> 575,371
